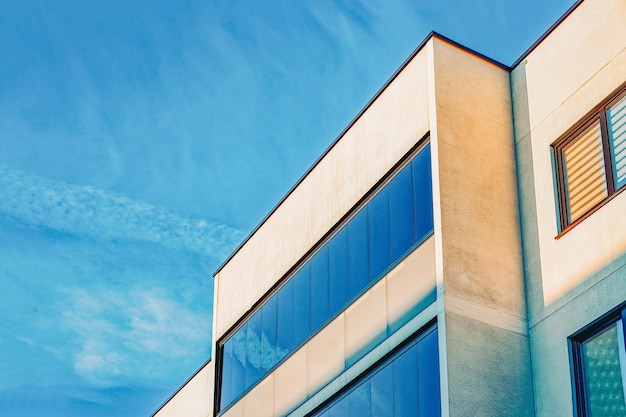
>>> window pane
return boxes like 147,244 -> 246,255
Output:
293,264 -> 311,347
418,329 -> 441,417
312,325 -> 439,417
329,227 -> 349,317
582,321 -> 626,416
220,341 -> 234,408
413,144 -> 434,242
562,120 -> 608,223
389,164 -> 414,261
230,324 -> 247,403
276,280 -> 294,361
245,310 -> 262,390
260,296 -> 277,373
311,246 -> 330,331
608,94 -> 626,189
368,188 -> 391,280
347,209 -> 368,301
349,380 -> 371,417
329,395 -> 350,417
371,364 -> 394,417
393,345 -> 419,416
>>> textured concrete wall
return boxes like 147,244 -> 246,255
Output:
428,38 -> 533,416
511,0 -> 626,415
153,361 -> 214,417
214,49 -> 431,341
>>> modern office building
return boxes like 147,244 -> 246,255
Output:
153,0 -> 626,416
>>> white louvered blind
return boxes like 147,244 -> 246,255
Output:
562,120 -> 608,223
608,94 -> 626,190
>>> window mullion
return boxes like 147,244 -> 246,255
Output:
600,109 -> 616,194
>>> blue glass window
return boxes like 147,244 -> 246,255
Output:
260,296 -> 277,373
218,143 -> 434,412
413,143 -> 433,242
276,280 -> 294,362
328,228 -> 348,318
371,364 -> 394,417
368,188 -> 391,280
244,311 -> 262,389
389,164 -> 414,259
292,264 -> 311,347
348,209 -> 368,300
311,247 -> 330,331
311,326 -> 440,417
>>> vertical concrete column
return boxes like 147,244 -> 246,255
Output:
428,38 -> 534,417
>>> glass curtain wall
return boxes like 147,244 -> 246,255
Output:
219,143 -> 433,412
311,325 -> 440,417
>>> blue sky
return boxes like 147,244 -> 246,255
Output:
0,1 -> 576,416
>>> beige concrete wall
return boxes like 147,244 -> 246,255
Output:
214,49 -> 431,340
511,0 -> 626,416
153,360 -> 214,417
220,237 -> 436,417
428,38 -> 533,416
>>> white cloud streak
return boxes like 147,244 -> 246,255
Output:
0,165 -> 244,260
60,286 -> 210,387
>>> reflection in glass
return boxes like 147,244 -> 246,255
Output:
245,310 -> 262,389
220,339 -> 234,407
276,280 -> 294,362
230,324 -> 247,403
582,321 -> 626,416
218,144 -> 434,412
293,264 -> 311,347
260,296 -> 277,373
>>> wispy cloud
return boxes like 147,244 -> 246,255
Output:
0,165 -> 244,260
59,286 -> 210,387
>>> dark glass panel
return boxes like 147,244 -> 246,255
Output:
368,188 -> 391,280
349,380 -> 371,417
347,209 -> 368,300
245,310 -> 262,390
276,280 -> 294,362
582,322 -> 626,416
260,295 -> 278,373
370,364 -> 394,417
418,329 -> 441,417
230,324 -> 247,404
292,264 -> 311,347
220,341 -> 234,409
389,164 -> 414,261
311,246 -> 330,331
412,144 -> 434,242
329,227 -> 349,317
329,395 -> 350,417
393,345 -> 419,416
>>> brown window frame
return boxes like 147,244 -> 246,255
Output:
552,81 -> 626,236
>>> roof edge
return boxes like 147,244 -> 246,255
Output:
213,31 -> 514,276
512,0 -> 584,68
150,358 -> 212,417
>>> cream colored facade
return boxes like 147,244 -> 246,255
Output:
153,1 -> 626,416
